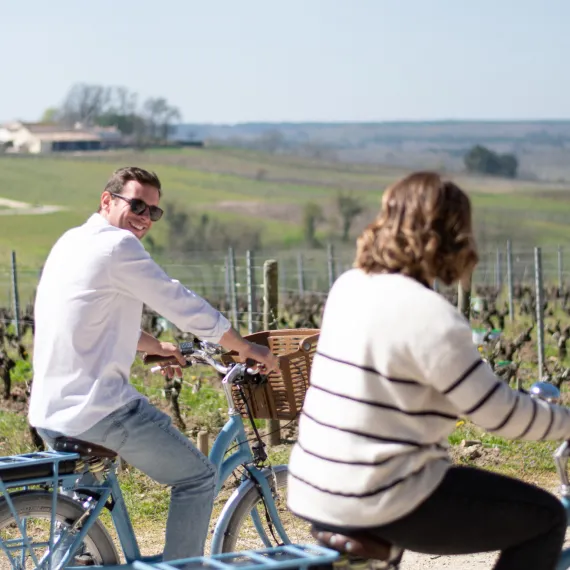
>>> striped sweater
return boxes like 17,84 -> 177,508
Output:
287,270 -> 570,528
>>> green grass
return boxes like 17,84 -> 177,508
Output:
449,421 -> 559,477
0,411 -> 34,455
3,148 -> 570,270
0,153 -> 342,267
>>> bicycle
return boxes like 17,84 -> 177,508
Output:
0,331 -> 318,569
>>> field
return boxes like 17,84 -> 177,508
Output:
2,148 -> 570,273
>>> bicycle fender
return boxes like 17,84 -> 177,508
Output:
210,464 -> 288,554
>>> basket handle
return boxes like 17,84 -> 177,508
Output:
298,333 -> 320,352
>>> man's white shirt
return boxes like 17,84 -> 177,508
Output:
29,213 -> 230,435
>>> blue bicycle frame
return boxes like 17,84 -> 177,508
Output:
0,362 -> 293,569
209,412 -> 291,554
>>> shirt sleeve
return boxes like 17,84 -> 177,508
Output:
109,233 -> 231,343
414,296 -> 570,442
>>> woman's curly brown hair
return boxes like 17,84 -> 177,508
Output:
354,171 -> 479,286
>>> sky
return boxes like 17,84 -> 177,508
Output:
1,0 -> 569,124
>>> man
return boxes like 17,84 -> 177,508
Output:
29,166 -> 279,561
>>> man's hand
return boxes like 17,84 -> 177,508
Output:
217,328 -> 280,374
138,331 -> 186,379
241,341 -> 280,374
153,341 -> 186,379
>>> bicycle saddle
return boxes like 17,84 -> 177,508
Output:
53,437 -> 118,459
310,524 -> 398,562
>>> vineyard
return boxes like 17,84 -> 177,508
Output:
2,270 -> 570,553
2,277 -> 570,442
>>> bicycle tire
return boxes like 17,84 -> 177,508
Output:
0,491 -> 120,567
220,468 -> 313,554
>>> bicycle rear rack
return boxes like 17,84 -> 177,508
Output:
0,451 -> 79,488
132,544 -> 339,570
0,451 -> 81,569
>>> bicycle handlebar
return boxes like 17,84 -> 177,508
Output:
142,340 -> 266,418
142,354 -> 180,365
142,340 -> 259,377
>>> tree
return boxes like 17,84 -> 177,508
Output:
141,97 -> 181,143
40,107 -> 59,123
337,192 -> 364,242
497,153 -> 518,178
96,86 -> 140,135
464,145 -> 518,178
303,202 -> 324,247
258,130 -> 285,154
50,83 -> 182,144
58,83 -> 112,126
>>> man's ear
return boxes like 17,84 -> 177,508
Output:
100,191 -> 112,213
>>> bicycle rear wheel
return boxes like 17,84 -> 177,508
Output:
221,468 -> 315,553
0,491 -> 119,568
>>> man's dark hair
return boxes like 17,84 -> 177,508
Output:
104,166 -> 162,197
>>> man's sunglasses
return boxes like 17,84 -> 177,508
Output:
110,192 -> 164,222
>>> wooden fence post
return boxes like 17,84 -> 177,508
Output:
327,243 -> 335,290
263,260 -> 281,446
506,239 -> 514,323
297,253 -> 305,296
197,431 -> 209,456
458,273 -> 472,322
228,247 -> 238,328
535,247 -> 545,380
10,251 -> 21,340
558,245 -> 564,294
246,250 -> 256,334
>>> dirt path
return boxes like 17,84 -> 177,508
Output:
400,534 -> 570,569
400,550 -> 497,569
0,197 -> 64,215
132,478 -> 567,570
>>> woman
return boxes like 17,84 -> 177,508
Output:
287,171 -> 569,570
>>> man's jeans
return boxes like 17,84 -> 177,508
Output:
37,397 -> 217,561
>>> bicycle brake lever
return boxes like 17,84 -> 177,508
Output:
242,370 -> 268,386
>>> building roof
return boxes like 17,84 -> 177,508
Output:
35,131 -> 102,142
21,122 -> 66,134
1,121 -> 123,144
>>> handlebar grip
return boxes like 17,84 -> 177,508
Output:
143,354 -> 180,365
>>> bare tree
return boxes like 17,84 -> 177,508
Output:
142,97 -> 181,143
59,83 -> 112,126
52,83 -> 182,143
337,192 -> 364,242
303,202 -> 325,248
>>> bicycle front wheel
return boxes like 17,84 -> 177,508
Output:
0,491 -> 120,569
221,468 -> 315,553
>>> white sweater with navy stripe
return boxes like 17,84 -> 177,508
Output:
287,270 -> 570,528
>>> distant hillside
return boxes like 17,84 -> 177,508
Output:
173,120 -> 570,182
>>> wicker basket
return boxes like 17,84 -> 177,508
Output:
221,328 -> 320,420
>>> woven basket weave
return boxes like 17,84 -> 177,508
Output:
221,328 -> 320,420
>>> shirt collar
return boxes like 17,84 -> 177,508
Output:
85,213 -> 111,227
